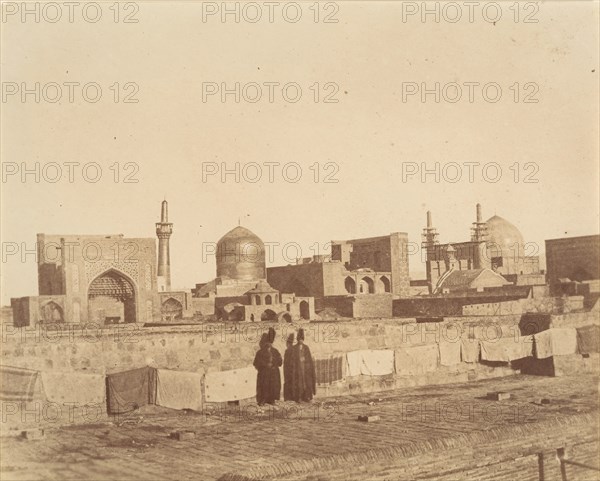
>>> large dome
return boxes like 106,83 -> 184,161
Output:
216,226 -> 266,281
485,215 -> 525,255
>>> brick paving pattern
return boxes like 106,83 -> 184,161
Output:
1,374 -> 599,481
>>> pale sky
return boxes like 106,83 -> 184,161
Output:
1,1 -> 599,304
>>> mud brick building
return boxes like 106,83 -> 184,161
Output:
11,234 -> 159,327
545,234 -> 600,296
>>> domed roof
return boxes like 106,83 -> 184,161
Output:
485,215 -> 525,253
216,226 -> 266,281
217,226 -> 263,246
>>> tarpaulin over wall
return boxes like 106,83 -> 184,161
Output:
155,369 -> 203,411
106,366 -> 157,414
0,365 -> 39,402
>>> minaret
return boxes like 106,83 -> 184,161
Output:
422,210 -> 440,294
421,210 -> 439,251
470,203 -> 488,269
156,200 -> 173,291
471,203 -> 487,242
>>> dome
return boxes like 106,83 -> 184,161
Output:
485,215 -> 525,255
216,226 -> 266,281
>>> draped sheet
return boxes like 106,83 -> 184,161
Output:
41,371 -> 105,405
106,366 -> 157,414
156,369 -> 203,411
394,344 -> 439,376
0,365 -> 39,402
204,366 -> 256,402
534,328 -> 577,359
460,339 -> 480,363
439,340 -> 461,366
314,354 -> 345,385
346,350 -> 395,376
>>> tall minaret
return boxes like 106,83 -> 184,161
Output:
421,210 -> 439,251
471,203 -> 487,242
422,210 -> 440,293
471,203 -> 488,269
156,200 -> 173,291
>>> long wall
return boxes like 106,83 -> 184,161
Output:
1,316 -> 528,387
2,312 -> 598,426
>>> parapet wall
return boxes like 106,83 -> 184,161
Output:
462,296 -> 585,316
1,311 -> 598,426
1,315 -> 526,380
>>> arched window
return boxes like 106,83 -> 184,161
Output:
265,295 -> 272,305
360,277 -> 375,294
256,295 -> 262,305
345,277 -> 356,294
299,300 -> 310,320
379,276 -> 391,293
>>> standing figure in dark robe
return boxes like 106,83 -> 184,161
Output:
283,333 -> 295,401
289,329 -> 316,402
253,328 -> 282,406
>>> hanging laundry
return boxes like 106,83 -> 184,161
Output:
345,350 -> 363,377
314,354 -> 345,385
534,328 -> 578,359
346,350 -> 394,376
155,369 -> 203,411
41,371 -> 105,405
480,338 -> 510,362
106,366 -> 157,414
361,350 -> 394,376
460,339 -> 480,363
0,365 -> 39,402
204,366 -> 256,403
504,336 -> 533,361
482,337 -> 533,362
439,340 -> 461,366
576,325 -> 600,354
394,344 -> 439,376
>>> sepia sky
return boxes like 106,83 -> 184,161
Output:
1,1 -> 599,304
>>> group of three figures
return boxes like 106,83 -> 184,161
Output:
253,327 -> 316,406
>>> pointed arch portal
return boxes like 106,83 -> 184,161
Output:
88,269 -> 137,323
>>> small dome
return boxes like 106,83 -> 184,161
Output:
485,215 -> 525,255
216,226 -> 266,281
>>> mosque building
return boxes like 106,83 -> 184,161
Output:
187,225 -> 315,322
423,204 -> 544,294
12,200 -> 576,327
10,200 -> 315,326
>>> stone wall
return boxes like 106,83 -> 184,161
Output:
1,316 -> 524,380
2,312 -> 597,426
545,234 -> 600,295
319,294 -> 393,319
462,295 -> 585,316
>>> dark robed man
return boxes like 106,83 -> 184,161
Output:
283,333 -> 295,401
253,328 -> 282,406
287,328 -> 316,402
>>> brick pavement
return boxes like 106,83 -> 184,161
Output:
1,374 -> 599,481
